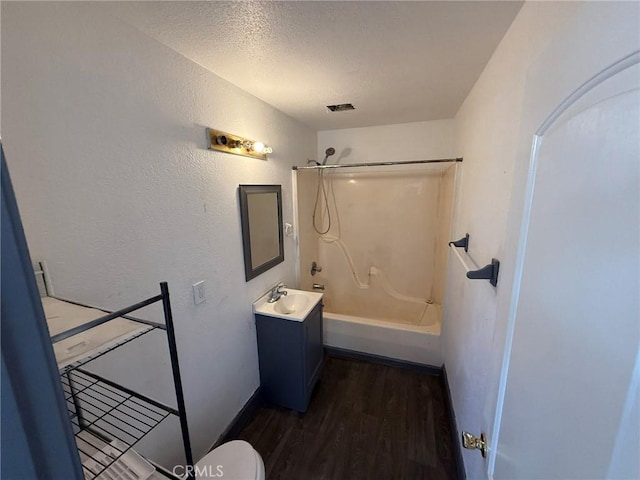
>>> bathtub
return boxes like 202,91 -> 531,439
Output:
322,303 -> 443,366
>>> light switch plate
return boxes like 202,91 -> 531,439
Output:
193,281 -> 205,305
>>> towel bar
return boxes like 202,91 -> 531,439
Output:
449,234 -> 500,287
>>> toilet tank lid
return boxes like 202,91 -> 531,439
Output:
195,440 -> 259,479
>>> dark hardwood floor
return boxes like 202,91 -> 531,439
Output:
235,354 -> 459,480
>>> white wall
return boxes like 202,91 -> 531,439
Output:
444,2 -> 640,478
1,1 -> 316,467
317,119 -> 455,165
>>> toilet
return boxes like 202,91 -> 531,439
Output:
195,440 -> 265,480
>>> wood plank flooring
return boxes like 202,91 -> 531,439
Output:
235,354 -> 459,480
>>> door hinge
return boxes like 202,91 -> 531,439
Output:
462,431 -> 487,458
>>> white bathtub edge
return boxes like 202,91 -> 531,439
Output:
323,311 -> 442,366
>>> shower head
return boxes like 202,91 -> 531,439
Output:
322,147 -> 336,165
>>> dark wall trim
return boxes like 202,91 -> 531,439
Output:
443,365 -> 466,480
324,346 -> 443,376
211,387 -> 263,450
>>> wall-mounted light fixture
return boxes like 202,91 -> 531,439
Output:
207,128 -> 273,160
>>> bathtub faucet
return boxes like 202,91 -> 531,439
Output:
268,283 -> 288,303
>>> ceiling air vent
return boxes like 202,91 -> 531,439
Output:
327,103 -> 355,112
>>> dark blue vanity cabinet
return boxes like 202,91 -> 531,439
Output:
255,301 -> 323,412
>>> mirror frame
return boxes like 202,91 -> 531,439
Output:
238,184 -> 284,281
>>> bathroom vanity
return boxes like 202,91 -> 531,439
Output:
253,288 -> 324,413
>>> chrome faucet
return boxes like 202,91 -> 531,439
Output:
268,283 -> 288,303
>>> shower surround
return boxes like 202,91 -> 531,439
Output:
295,163 -> 456,365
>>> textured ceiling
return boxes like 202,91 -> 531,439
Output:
109,1 -> 523,130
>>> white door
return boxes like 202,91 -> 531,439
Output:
493,57 -> 639,478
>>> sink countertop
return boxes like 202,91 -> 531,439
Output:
253,288 -> 323,322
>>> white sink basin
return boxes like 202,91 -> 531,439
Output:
253,288 -> 323,321
273,294 -> 309,315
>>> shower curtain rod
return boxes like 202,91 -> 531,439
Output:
292,157 -> 463,170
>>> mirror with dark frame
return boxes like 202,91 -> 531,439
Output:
238,185 -> 284,281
